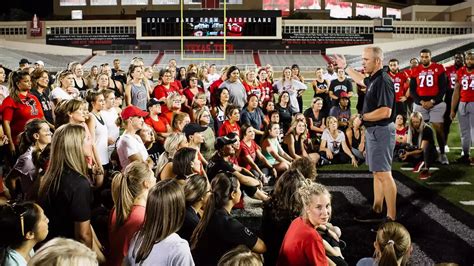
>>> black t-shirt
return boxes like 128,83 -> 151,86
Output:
39,166 -> 92,241
362,69 -> 396,127
177,205 -> 200,242
147,141 -> 163,166
329,78 -> 353,106
412,126 -> 436,150
30,88 -> 54,124
192,208 -> 258,266
207,154 -> 235,181
276,104 -> 293,134
304,107 -> 325,139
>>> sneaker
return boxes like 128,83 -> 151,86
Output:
438,153 -> 449,165
455,155 -> 471,165
444,145 -> 450,153
370,216 -> 395,232
354,209 -> 385,223
419,169 -> 431,180
413,161 -> 425,173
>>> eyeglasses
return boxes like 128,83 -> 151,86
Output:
9,202 -> 27,236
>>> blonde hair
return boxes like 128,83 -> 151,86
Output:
54,70 -> 73,89
171,112 -> 190,132
111,161 -> 153,230
325,116 -> 338,127
166,92 -> 181,110
299,182 -> 331,211
38,124 -> 88,200
28,237 -> 97,266
376,222 -> 411,266
218,245 -> 263,266
164,133 -> 187,158
243,69 -> 259,87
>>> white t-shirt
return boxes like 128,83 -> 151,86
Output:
117,133 -> 149,169
101,108 -> 120,156
273,79 -> 307,113
323,72 -> 338,82
91,113 -> 109,165
50,87 -> 74,101
321,129 -> 345,154
207,73 -> 220,84
0,84 -> 9,104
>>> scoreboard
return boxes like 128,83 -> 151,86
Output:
137,10 -> 281,40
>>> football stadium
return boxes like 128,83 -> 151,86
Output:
0,0 -> 473,265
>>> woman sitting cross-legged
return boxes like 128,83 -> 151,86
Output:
282,117 -> 320,164
261,122 -> 293,176
345,114 -> 365,164
319,116 -> 358,167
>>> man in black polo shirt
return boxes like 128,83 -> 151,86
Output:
335,46 -> 397,222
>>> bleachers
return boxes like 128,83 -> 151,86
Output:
0,47 -> 87,72
83,51 -> 159,70
159,51 -> 255,69
258,52 -> 327,72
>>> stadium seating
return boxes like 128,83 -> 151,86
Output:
83,52 -> 159,70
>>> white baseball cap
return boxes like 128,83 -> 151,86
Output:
35,60 -> 45,66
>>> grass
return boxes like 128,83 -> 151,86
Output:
301,86 -> 474,215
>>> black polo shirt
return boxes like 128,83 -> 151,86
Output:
362,69 -> 396,127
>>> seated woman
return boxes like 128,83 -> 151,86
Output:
261,169 -> 305,266
6,119 -> 51,200
319,116 -> 358,167
195,108 -> 216,162
261,122 -> 293,176
0,202 -> 49,266
394,114 -> 408,161
304,97 -> 327,152
28,237 -> 98,266
345,114 -> 365,164
126,180 -> 194,265
239,124 -> 276,183
399,112 -> 437,180
218,104 -> 241,137
240,94 -> 265,136
283,118 -> 320,164
356,222 -> 412,266
277,182 -> 330,265
218,245 -> 263,266
177,174 -> 210,242
191,173 -> 266,265
108,161 -> 156,266
171,112 -> 191,133
172,147 -> 203,185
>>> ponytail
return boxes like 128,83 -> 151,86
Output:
111,161 -> 153,230
379,240 -> 398,266
18,119 -> 48,155
376,222 -> 412,266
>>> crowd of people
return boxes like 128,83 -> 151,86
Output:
0,46 -> 472,265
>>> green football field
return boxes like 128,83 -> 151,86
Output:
301,87 -> 474,215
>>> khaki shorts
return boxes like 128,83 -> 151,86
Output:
413,102 -> 446,123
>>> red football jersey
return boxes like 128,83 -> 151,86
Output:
457,67 -> 474,102
445,65 -> 460,90
411,63 -> 446,97
388,71 -> 409,102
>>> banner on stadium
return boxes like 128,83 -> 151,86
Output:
46,33 -> 137,46
29,14 -> 42,37
282,33 -> 373,46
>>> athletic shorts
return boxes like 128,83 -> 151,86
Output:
413,102 -> 446,123
365,123 -> 395,172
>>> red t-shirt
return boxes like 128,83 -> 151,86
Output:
411,62 -> 446,97
238,140 -> 260,170
153,83 -> 181,100
183,87 -> 205,106
277,217 -> 328,266
2,93 -> 44,145
388,71 -> 409,102
145,115 -> 169,134
108,205 -> 145,266
260,80 -> 273,103
218,120 -> 240,137
243,81 -> 264,102
396,126 -> 408,145
457,67 -> 474,103
445,65 -> 460,90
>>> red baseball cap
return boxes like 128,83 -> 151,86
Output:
340,91 -> 350,99
121,106 -> 149,120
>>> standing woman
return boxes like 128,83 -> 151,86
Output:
0,202 -> 49,266
108,161 -> 156,266
30,69 -> 54,125
191,173 -> 266,265
198,65 -> 211,100
304,97 -> 327,151
278,182 -> 330,265
5,119 -> 51,200
211,87 -> 229,133
116,106 -> 151,170
125,65 -> 149,111
144,98 -> 171,144
101,89 -> 120,158
274,67 -> 306,113
275,91 -> 293,136
71,63 -> 88,94
291,64 -> 305,114
261,122 -> 293,176
37,124 -> 100,256
243,70 -> 262,100
96,73 -> 112,91
127,179 -> 194,266
257,68 -> 273,104
85,65 -> 99,89
311,68 -> 331,117
86,91 -> 109,171
50,70 -> 76,104
2,70 -> 44,157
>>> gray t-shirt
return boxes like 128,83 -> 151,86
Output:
126,233 -> 194,266
131,82 -> 148,111
219,80 -> 247,109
